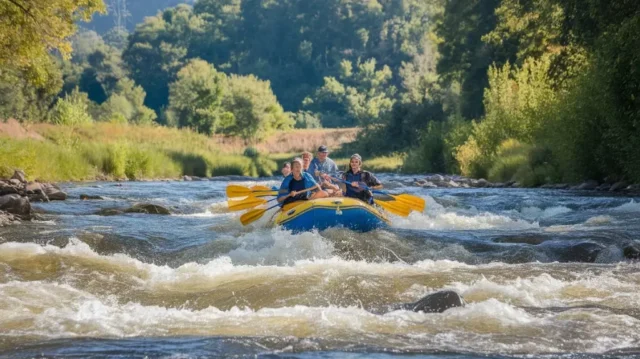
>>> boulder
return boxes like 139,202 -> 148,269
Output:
10,170 -> 27,184
125,203 -> 171,215
0,210 -> 18,227
429,174 -> 445,182
623,244 -> 640,260
596,183 -> 611,191
25,182 -> 49,202
577,180 -> 599,190
609,181 -> 628,192
41,183 -> 67,200
0,194 -> 32,220
624,184 -> 640,192
473,178 -> 489,188
80,194 -> 104,200
0,181 -> 18,196
95,208 -> 125,216
8,178 -> 22,187
183,175 -> 193,181
420,181 -> 438,188
404,290 -> 465,313
375,290 -> 465,315
560,242 -> 605,263
446,180 -> 460,188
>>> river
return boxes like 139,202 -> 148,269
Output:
1,175 -> 639,358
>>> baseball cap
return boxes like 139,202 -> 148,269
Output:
317,145 -> 328,153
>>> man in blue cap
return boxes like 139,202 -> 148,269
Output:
308,145 -> 339,193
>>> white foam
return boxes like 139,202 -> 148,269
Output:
395,211 -> 538,231
612,200 -> 640,212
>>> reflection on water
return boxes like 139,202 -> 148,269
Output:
1,177 -> 639,358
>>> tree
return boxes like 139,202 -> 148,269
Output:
122,5 -> 200,113
0,0 -> 106,85
0,57 -> 63,122
306,58 -> 396,127
166,59 -> 228,134
100,78 -> 156,124
436,0 -> 504,119
222,74 -> 293,142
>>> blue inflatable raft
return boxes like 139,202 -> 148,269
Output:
274,197 -> 390,233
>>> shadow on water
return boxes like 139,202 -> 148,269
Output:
2,336 -> 638,359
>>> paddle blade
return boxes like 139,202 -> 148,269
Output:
251,185 -> 273,191
240,208 -> 268,226
252,191 -> 278,198
228,197 -> 267,211
375,199 -> 411,217
226,185 -> 252,198
395,194 -> 426,212
226,185 -> 277,198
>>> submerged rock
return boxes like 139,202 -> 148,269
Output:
95,208 -> 125,216
623,244 -> 640,260
80,194 -> 105,200
378,290 -> 465,314
561,242 -> 606,263
125,203 -> 171,215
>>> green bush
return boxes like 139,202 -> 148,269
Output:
243,147 -> 260,158
50,89 -> 94,126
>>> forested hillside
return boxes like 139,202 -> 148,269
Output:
1,0 -> 639,184
83,0 -> 196,33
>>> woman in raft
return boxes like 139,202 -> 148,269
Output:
341,153 -> 382,204
278,157 -> 328,205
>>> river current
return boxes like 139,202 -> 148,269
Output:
1,175 -> 639,358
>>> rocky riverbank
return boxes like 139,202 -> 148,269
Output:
0,170 -> 68,226
407,174 -> 640,194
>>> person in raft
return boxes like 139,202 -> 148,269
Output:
341,153 -> 382,204
308,145 -> 342,196
278,157 -> 328,206
281,161 -> 291,177
301,151 -> 313,173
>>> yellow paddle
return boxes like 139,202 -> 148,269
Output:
228,197 -> 268,211
240,186 -> 317,226
390,193 -> 426,212
374,198 -> 412,217
226,185 -> 278,198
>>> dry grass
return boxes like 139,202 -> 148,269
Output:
0,119 -> 44,140
213,128 -> 360,154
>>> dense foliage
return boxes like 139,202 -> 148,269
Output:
1,0 -> 639,183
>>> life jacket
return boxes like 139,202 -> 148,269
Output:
282,175 -> 309,205
343,171 -> 373,204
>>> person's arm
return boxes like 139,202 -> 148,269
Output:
303,172 -> 322,192
366,172 -> 383,190
277,176 -> 292,203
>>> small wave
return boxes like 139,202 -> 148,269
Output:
1,280 -> 639,355
395,211 -> 538,231
612,200 -> 640,212
520,206 -> 572,220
